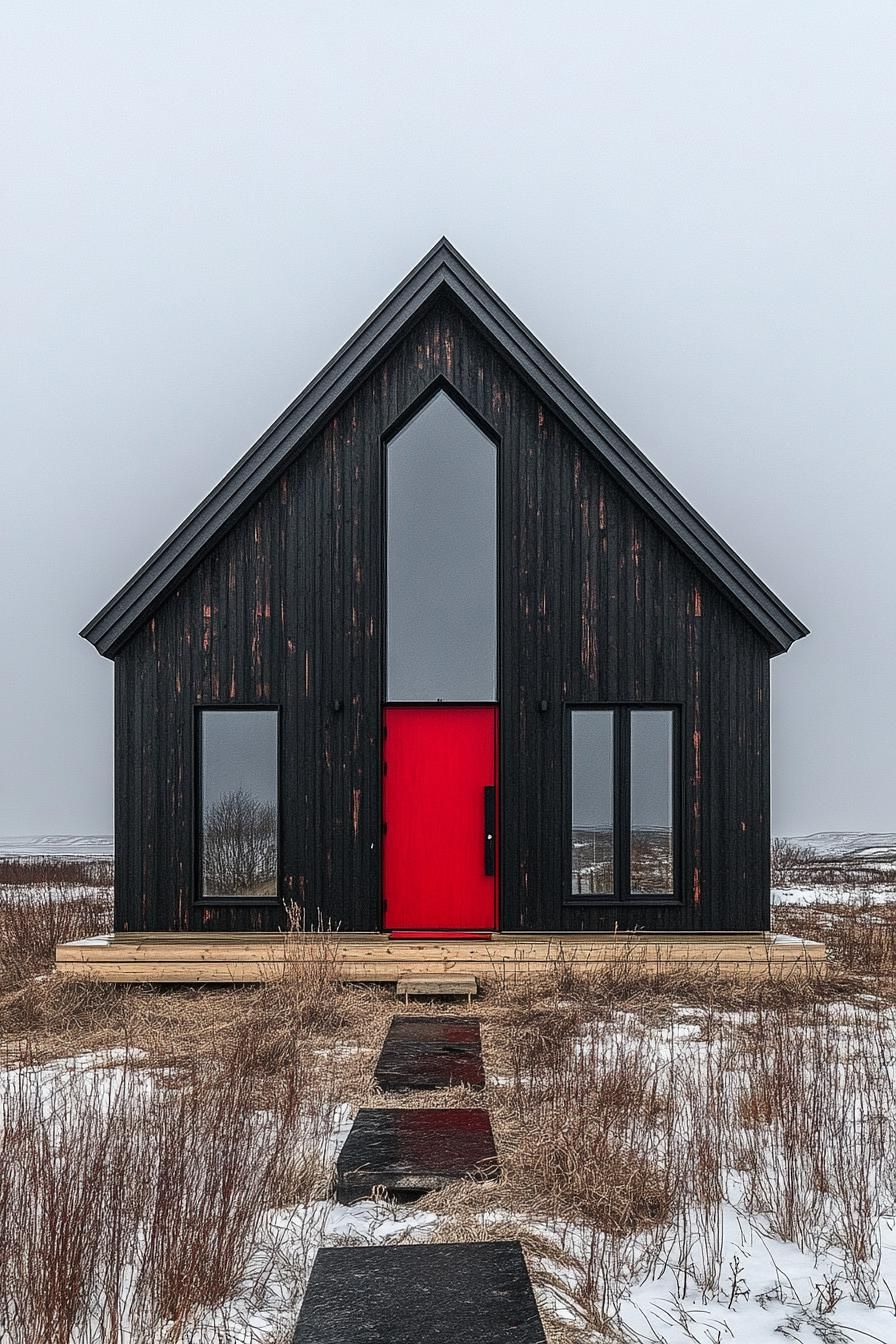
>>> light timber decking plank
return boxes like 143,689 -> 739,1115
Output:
55,931 -> 826,983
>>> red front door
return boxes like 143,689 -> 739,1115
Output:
383,706 -> 497,933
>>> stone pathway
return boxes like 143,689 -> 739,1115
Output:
335,1106 -> 498,1203
292,1013 -> 548,1343
293,1241 -> 546,1343
373,1014 -> 486,1091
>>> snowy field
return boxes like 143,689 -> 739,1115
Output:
790,832 -> 896,860
4,1002 -> 896,1343
1,836 -> 895,1342
773,884 -> 896,905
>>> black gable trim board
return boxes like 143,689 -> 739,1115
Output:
81,239 -> 807,658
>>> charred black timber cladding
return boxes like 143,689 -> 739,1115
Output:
112,291 -> 773,936
85,239 -> 806,658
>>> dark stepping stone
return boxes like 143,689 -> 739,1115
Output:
374,1016 -> 485,1091
293,1240 -> 547,1343
336,1107 -> 499,1203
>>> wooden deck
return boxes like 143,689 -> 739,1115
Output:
55,931 -> 827,985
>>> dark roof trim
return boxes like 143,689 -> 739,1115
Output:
82,238 -> 808,657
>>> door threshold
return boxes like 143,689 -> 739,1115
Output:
387,930 -> 495,941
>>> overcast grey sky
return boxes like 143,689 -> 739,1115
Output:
1,3 -> 894,837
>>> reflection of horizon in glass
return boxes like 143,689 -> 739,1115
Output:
572,826 -> 613,895
571,711 -> 613,894
631,710 -> 673,894
201,712 -> 278,898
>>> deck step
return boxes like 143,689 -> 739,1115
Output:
395,973 -> 478,1001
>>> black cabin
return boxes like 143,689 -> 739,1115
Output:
82,241 -> 807,937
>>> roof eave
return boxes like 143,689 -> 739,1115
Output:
81,242 -> 456,656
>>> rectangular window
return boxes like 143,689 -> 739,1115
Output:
571,710 -> 614,895
570,706 -> 677,901
630,710 -> 674,895
198,709 -> 279,900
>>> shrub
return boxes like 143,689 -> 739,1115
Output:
202,789 -> 277,897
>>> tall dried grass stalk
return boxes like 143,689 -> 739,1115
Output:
0,882 -> 111,990
776,895 -> 896,980
491,991 -> 896,1323
0,1043 -> 340,1342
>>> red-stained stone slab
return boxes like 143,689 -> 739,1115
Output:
336,1107 -> 498,1203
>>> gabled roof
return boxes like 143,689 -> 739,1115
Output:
82,238 -> 808,657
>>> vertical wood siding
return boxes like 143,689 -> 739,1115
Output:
114,298 -> 771,934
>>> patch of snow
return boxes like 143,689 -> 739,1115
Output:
0,883 -> 112,906
8,1007 -> 896,1343
773,885 -> 896,905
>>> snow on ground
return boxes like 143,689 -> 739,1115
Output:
536,1201 -> 896,1344
0,1049 -> 439,1343
3,835 -> 895,1340
0,1049 -> 149,1120
551,1005 -> 896,1342
7,1008 -> 896,1344
773,884 -> 896,905
0,883 -> 111,907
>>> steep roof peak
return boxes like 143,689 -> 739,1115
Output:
82,240 -> 807,657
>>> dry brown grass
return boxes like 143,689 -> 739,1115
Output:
0,895 -> 399,1342
500,1007 -> 676,1232
433,985 -> 896,1332
4,858 -> 896,1339
0,855 -> 113,888
0,1039 -> 346,1342
365,934 -> 896,1335
486,938 -> 858,1016
776,893 -> 896,982
0,883 -> 111,993
772,837 -> 896,891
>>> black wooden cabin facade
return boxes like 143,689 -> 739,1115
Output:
82,241 -> 807,937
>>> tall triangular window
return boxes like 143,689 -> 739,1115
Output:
386,390 -> 497,702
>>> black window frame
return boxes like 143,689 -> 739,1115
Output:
193,703 -> 283,908
381,377 -> 501,706
565,704 -> 682,907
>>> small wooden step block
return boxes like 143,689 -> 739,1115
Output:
396,974 -> 478,1002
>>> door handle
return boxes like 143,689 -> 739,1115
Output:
483,785 -> 496,877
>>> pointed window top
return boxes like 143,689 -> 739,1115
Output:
387,391 -> 497,702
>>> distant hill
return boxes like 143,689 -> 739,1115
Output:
0,835 -> 114,858
1,830 -> 893,865
789,833 -> 896,860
